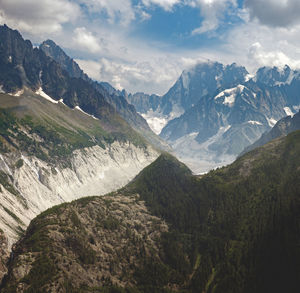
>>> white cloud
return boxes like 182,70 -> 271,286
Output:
75,59 -> 102,80
78,0 -> 135,26
77,56 -> 182,94
0,0 -> 80,35
248,42 -> 299,69
141,0 -> 181,11
190,0 -> 237,34
245,0 -> 300,28
73,27 -> 102,53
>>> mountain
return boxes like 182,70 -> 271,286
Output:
127,62 -> 300,173
1,130 -> 300,292
126,92 -> 161,115
242,110 -> 300,155
126,62 -> 248,136
39,40 -> 169,151
0,24 -> 160,277
255,64 -> 299,86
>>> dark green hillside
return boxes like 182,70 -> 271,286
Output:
1,131 -> 300,292
126,132 -> 300,293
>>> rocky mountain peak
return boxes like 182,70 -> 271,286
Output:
256,64 -> 298,86
40,39 -> 88,81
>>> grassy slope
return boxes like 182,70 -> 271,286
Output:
0,91 -> 148,164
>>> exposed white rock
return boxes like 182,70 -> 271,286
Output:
0,142 -> 159,248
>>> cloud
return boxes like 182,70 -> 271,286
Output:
221,20 -> 300,73
248,42 -> 300,69
77,56 -> 183,94
245,0 -> 300,28
0,0 -> 80,35
78,0 -> 135,26
141,0 -> 181,11
190,0 -> 237,34
73,27 -> 102,53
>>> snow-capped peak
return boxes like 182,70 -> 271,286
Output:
214,85 -> 245,107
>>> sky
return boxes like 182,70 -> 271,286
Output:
1,0 -> 300,95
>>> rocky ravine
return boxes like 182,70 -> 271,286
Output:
0,142 -> 158,246
0,142 -> 158,280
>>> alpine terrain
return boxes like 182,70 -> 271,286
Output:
1,128 -> 300,292
128,62 -> 300,173
0,22 -> 299,293
0,24 -> 160,279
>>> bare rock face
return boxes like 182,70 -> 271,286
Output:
0,142 -> 159,249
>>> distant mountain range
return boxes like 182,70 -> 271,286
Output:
127,61 -> 300,173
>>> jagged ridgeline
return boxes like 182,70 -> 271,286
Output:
0,24 -> 151,144
2,130 -> 300,292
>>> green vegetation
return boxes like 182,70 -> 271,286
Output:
0,171 -> 20,197
15,159 -> 23,168
1,205 -> 24,225
125,132 -> 300,293
1,131 -> 300,292
0,107 -> 147,168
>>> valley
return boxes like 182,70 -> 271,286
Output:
0,22 -> 299,293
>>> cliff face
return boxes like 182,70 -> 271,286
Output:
0,142 -> 158,247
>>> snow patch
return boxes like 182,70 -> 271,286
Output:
0,85 -> 5,93
266,117 -> 277,127
141,106 -> 184,135
13,89 -> 24,97
141,111 -> 168,135
247,120 -> 263,125
283,106 -> 294,117
214,85 -> 245,107
74,106 -> 99,120
245,74 -> 254,82
35,87 -> 58,104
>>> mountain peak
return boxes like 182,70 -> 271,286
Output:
256,64 -> 297,86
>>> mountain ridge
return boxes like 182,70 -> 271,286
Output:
39,39 -> 170,151
127,61 -> 300,173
